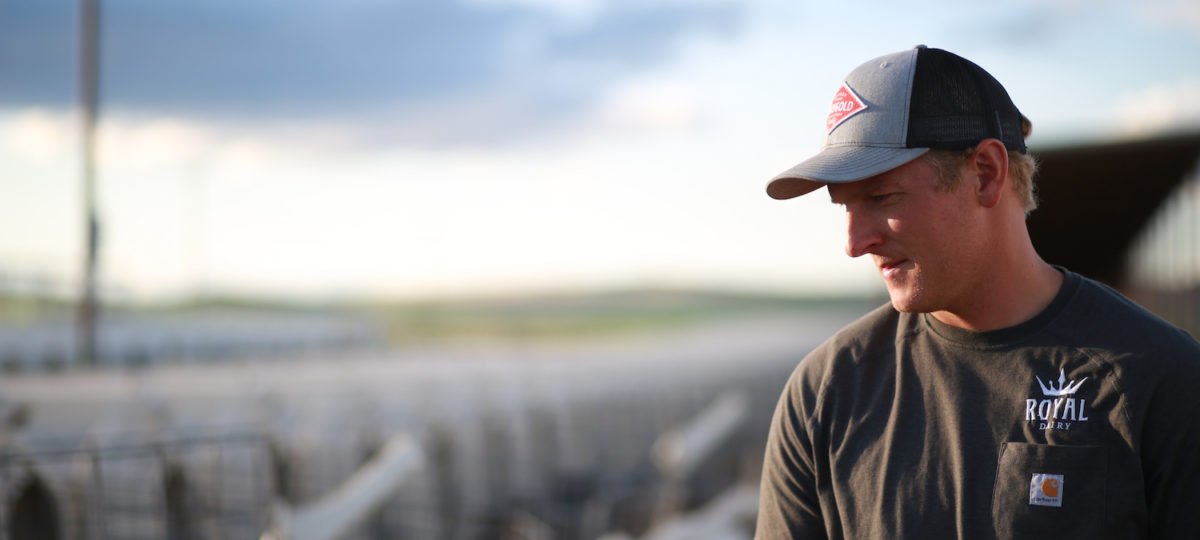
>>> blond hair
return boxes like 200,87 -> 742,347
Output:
921,116 -> 1037,214
922,149 -> 1038,214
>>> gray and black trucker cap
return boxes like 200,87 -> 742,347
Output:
766,45 -> 1028,200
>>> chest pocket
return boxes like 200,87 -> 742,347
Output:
991,442 -> 1108,540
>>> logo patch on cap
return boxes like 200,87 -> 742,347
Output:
825,82 -> 868,134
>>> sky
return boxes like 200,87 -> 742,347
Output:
1,0 -> 1199,302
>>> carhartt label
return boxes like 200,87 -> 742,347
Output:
1024,369 -> 1089,431
1029,473 -> 1064,507
825,82 -> 867,133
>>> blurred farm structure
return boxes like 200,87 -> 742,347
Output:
0,298 -> 860,540
0,300 -> 382,373
1030,131 -> 1200,335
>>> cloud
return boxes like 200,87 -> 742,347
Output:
587,78 -> 703,132
0,0 -> 745,145
1115,80 -> 1200,136
3,109 -> 73,163
1141,0 -> 1200,30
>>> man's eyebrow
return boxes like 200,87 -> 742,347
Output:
871,177 -> 903,190
829,175 -> 907,204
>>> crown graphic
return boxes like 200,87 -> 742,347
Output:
1037,369 -> 1087,397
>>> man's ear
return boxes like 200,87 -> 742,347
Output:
972,138 -> 1009,209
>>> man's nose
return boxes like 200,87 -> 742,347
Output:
845,210 -> 882,258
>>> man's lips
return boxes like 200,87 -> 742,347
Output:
877,258 -> 908,277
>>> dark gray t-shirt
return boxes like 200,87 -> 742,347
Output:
756,270 -> 1200,539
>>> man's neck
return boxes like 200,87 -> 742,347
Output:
926,214 -> 1070,338
930,257 -> 1065,332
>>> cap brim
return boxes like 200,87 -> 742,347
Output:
766,146 -> 931,200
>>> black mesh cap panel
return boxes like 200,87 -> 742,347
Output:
906,47 -> 1027,152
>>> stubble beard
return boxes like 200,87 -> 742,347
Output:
884,269 -> 933,314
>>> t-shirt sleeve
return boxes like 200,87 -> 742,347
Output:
755,355 -> 828,540
1142,334 -> 1200,538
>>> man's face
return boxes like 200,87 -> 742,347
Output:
827,156 -> 986,314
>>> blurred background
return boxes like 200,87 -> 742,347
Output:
1,0 -> 1198,538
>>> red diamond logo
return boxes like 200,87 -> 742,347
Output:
825,82 -> 867,134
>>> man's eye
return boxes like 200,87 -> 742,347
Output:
869,193 -> 898,203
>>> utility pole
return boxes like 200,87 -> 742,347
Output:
77,0 -> 101,367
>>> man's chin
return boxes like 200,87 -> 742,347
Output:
886,292 -> 926,314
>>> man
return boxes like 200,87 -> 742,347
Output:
755,45 -> 1200,539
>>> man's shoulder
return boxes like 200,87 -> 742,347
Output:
800,301 -> 905,370
782,302 -> 905,412
1062,272 -> 1200,356
829,300 -> 905,343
